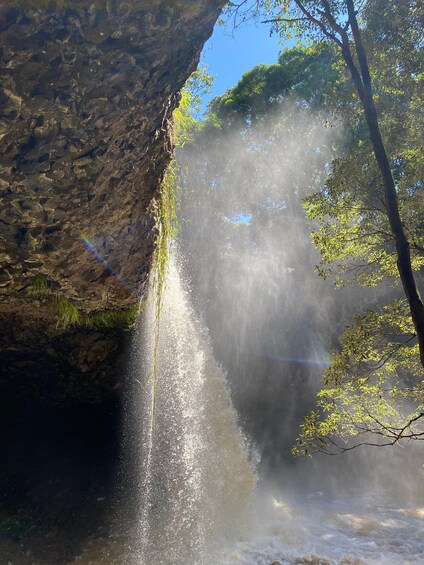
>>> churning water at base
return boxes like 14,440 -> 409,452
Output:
109,249 -> 424,565
130,250 -> 256,565
74,491 -> 424,564
221,491 -> 424,565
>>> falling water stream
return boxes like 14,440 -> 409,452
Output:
125,248 -> 423,565
131,249 -> 256,565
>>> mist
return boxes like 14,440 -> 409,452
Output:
113,102 -> 424,565
175,103 -> 424,501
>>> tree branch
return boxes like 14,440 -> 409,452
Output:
346,0 -> 372,90
262,17 -> 309,24
316,412 -> 424,455
321,0 -> 346,37
292,0 -> 344,47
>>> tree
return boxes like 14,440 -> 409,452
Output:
227,0 -> 424,366
208,43 -> 341,124
222,0 -> 424,454
292,299 -> 424,456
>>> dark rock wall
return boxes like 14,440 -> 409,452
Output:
0,2 -> 225,558
0,0 -> 225,393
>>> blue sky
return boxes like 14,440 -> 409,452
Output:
199,19 -> 292,114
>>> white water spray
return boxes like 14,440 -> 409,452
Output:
74,106 -> 424,565
132,249 -> 256,565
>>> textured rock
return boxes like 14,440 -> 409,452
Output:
0,0 -> 225,399
0,302 -> 130,403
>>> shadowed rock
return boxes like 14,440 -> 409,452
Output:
0,0 -> 225,396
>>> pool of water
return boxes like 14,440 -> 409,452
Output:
70,492 -> 424,565
222,492 -> 424,565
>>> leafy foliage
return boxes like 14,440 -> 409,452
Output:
153,85 -> 203,300
304,148 -> 424,287
288,1 -> 424,452
85,307 -> 140,330
208,43 -> 342,124
224,0 -> 424,454
53,292 -> 81,328
30,274 -> 138,331
293,300 -> 424,455
30,274 -> 50,298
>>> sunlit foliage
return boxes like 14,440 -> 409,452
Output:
293,300 -> 424,455
224,0 -> 424,454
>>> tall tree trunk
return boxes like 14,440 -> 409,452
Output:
264,0 -> 424,366
344,0 -> 424,368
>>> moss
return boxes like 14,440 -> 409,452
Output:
152,89 -> 197,300
30,274 -> 140,331
154,162 -> 179,300
53,292 -> 81,328
30,274 -> 50,298
30,275 -> 81,328
85,305 -> 142,331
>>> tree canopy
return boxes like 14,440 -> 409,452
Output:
225,0 -> 424,368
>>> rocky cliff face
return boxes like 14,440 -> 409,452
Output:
0,0 -> 225,400
0,3 -> 225,559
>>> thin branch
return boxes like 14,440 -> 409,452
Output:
411,242 -> 424,255
262,17 -> 309,24
292,0 -> 344,47
368,334 -> 417,371
317,412 -> 424,455
321,0 -> 346,36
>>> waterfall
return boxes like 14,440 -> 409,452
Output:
130,248 -> 256,565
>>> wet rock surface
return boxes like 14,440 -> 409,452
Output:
0,2 -> 225,562
0,0 -> 224,391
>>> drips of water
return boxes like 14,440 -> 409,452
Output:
131,249 -> 256,565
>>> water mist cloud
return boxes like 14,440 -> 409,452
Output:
176,101 -> 423,498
